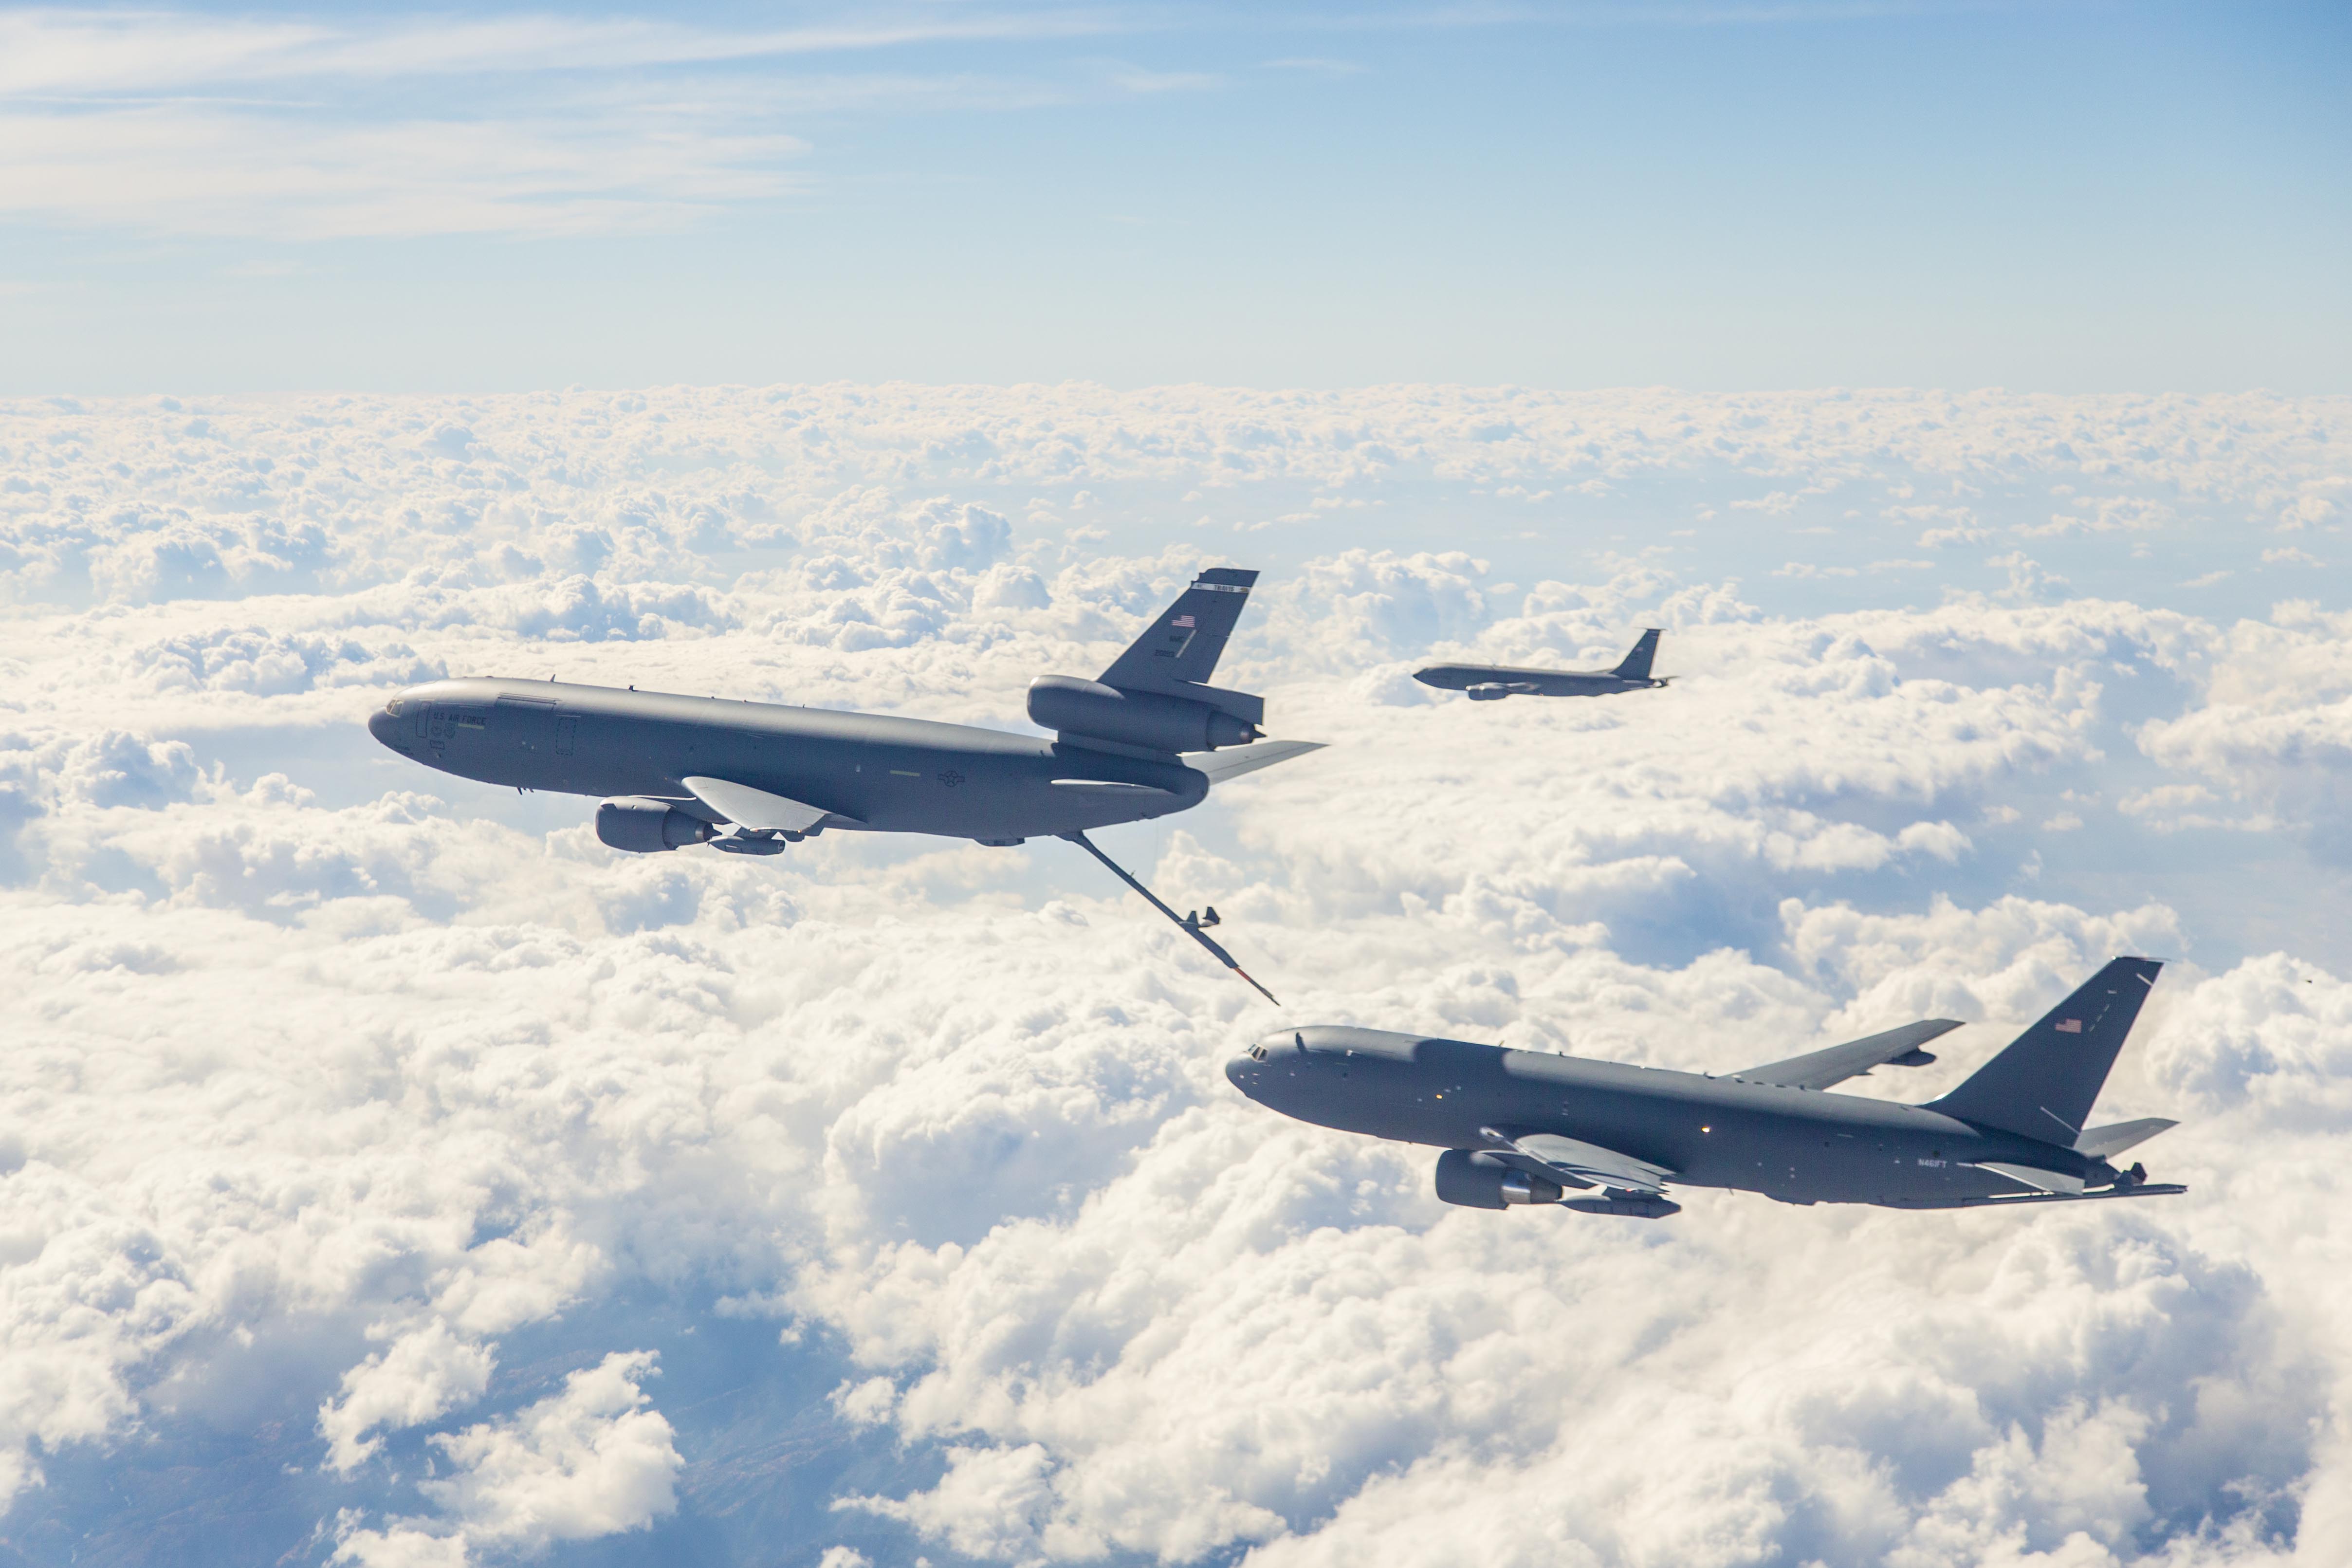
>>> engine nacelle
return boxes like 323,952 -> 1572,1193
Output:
1434,1149 -> 1564,1209
1028,675 -> 1260,753
596,797 -> 715,853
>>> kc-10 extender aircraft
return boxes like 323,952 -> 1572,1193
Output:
1415,627 -> 1669,700
368,568 -> 1317,999
1228,957 -> 2184,1216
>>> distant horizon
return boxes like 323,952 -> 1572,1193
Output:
16,378 -> 2351,398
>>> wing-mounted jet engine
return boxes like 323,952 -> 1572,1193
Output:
367,566 -> 1320,1001
1227,959 -> 2187,1218
595,797 -> 718,853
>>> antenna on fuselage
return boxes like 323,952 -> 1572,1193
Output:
1060,831 -> 1279,1006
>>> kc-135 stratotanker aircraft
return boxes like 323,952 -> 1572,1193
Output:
368,568 -> 1317,1000
1230,957 -> 2184,1216
1414,627 -> 1670,701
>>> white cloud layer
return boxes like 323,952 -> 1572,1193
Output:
0,384 -> 2347,1563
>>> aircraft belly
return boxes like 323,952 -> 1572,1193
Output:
406,702 -> 1205,838
1483,1072 -> 2040,1207
1705,1125 -> 2029,1206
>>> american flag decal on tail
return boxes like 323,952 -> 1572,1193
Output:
2057,1018 -> 2084,1033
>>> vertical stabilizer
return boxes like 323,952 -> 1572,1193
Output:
1099,568 -> 1260,694
1612,629 -> 1663,682
1924,958 -> 2164,1143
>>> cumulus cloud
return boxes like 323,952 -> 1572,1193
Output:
0,384 -> 2346,1563
331,1352 -> 678,1562
320,1319 -> 497,1474
131,626 -> 441,695
421,1351 -> 680,1545
2137,601 -> 2352,860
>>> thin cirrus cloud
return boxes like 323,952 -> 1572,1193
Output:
0,0 -> 1972,95
0,105 -> 808,240
0,4 -> 1136,239
0,7 -> 1130,94
0,0 -> 2060,245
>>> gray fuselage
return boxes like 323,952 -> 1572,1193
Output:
1412,663 -> 1664,699
369,677 -> 1208,841
1227,1026 -> 2111,1207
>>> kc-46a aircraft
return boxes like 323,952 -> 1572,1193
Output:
1415,627 -> 1669,701
368,568 -> 1317,999
1229,958 -> 2184,1216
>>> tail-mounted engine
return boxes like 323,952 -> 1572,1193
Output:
1028,674 -> 1262,754
596,797 -> 715,853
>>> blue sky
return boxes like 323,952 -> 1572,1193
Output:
3,1 -> 2346,393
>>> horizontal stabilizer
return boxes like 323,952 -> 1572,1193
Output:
1734,1018 -> 1964,1091
1967,1161 -> 2086,1196
2075,1118 -> 2178,1160
1180,738 -> 1325,785
681,776 -> 847,834
1482,1126 -> 1674,1195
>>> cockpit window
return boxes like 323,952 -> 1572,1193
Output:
1248,1045 -> 1268,1061
386,699 -> 404,717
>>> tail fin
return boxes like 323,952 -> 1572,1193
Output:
1100,568 -> 1259,693
1924,958 -> 2163,1143
1612,629 -> 1662,682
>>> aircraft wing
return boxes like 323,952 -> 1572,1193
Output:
1180,738 -> 1325,785
681,776 -> 852,833
1482,1127 -> 1674,1195
1733,1019 -> 1964,1091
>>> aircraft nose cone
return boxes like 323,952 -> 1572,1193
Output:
368,701 -> 409,752
1224,1052 -> 1256,1093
